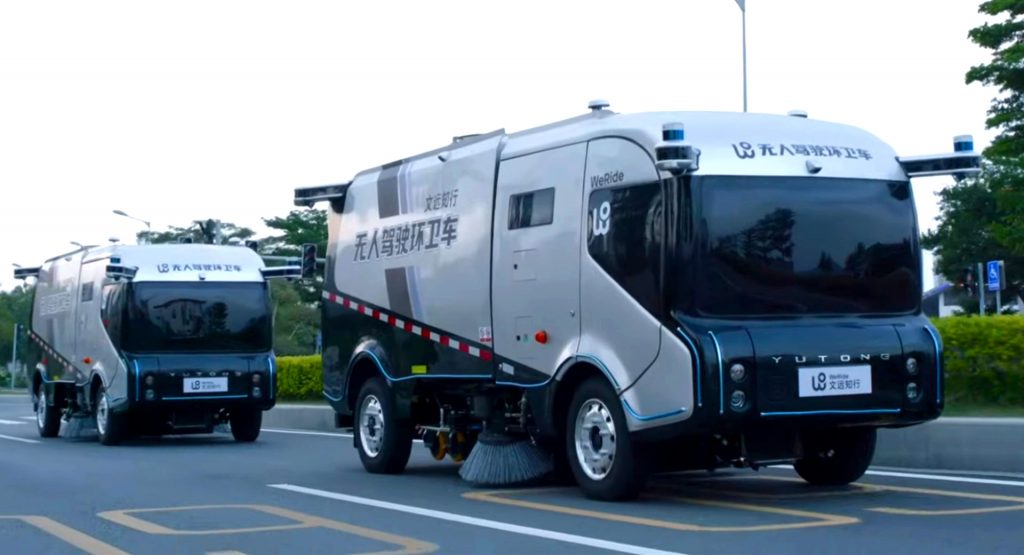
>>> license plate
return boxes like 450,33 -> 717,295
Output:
183,377 -> 228,393
798,365 -> 872,397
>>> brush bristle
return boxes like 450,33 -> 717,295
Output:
459,435 -> 554,486
62,416 -> 96,440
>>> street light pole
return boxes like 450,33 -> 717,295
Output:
742,5 -> 747,112
113,210 -> 152,244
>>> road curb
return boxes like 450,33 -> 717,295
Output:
265,403 -> 1024,473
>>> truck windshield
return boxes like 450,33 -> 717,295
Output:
124,282 -> 272,353
692,176 -> 919,317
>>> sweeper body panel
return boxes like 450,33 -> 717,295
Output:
296,102 -> 980,499
17,244 -> 290,444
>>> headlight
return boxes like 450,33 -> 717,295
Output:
906,357 -> 919,375
730,390 -> 747,411
144,389 -> 155,401
729,363 -> 746,383
144,374 -> 155,386
253,386 -> 262,399
906,382 -> 920,401
252,373 -> 262,384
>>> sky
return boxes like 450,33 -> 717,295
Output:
0,0 -> 1001,292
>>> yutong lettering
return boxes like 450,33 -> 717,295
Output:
772,353 -> 890,364
354,215 -> 459,262
732,141 -> 872,161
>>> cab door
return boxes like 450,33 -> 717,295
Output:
491,144 -> 587,384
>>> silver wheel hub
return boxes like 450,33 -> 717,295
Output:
36,391 -> 46,427
359,395 -> 384,458
574,398 -> 617,481
96,392 -> 109,436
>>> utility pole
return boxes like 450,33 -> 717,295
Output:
978,262 -> 986,316
10,324 -> 19,389
735,0 -> 748,112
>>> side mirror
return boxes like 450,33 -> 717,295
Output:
301,244 -> 318,279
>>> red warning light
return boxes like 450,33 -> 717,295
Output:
534,330 -> 548,344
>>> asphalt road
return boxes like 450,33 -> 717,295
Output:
2,395 -> 1023,555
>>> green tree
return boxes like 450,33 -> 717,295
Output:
0,284 -> 35,386
261,209 -> 328,306
966,0 -> 1024,160
137,220 -> 256,245
921,163 -> 1024,310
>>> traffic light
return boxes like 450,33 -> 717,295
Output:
301,243 -> 318,279
959,266 -> 976,296
244,240 -> 259,252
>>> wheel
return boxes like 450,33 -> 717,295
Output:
34,386 -> 60,438
794,427 -> 877,486
95,386 -> 126,446
354,376 -> 413,474
230,408 -> 263,442
566,377 -> 649,501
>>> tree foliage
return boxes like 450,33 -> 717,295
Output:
966,0 -> 1024,160
261,209 -> 328,306
921,162 -> 1024,308
137,220 -> 256,245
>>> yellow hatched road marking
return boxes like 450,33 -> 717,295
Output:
1,515 -> 129,555
463,488 -> 858,533
98,504 -> 436,554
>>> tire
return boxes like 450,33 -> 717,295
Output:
354,376 -> 413,474
566,377 -> 649,501
95,386 -> 126,446
230,408 -> 263,442
34,386 -> 60,438
795,427 -> 877,486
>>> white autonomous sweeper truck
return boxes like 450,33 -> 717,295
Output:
295,101 -> 979,500
15,243 -> 300,445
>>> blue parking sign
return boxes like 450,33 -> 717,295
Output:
987,260 -> 1001,291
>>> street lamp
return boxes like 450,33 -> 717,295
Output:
113,210 -> 152,244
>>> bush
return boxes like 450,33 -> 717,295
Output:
276,355 -> 323,401
933,315 -> 1024,407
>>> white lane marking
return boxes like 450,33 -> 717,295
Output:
20,416 -> 36,421
0,434 -> 39,444
0,419 -> 26,425
262,428 -> 424,443
269,484 -> 686,555
863,469 -> 1024,488
769,465 -> 1024,488
263,428 -> 351,438
869,465 -> 1024,480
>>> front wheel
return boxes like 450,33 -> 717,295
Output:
566,377 -> 649,501
95,386 -> 126,446
355,376 -> 413,474
230,408 -> 263,442
794,427 -> 877,486
35,386 -> 60,438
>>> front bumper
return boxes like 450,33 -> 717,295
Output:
126,353 -> 277,411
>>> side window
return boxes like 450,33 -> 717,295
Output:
81,282 -> 94,302
101,283 -> 124,349
508,187 -> 555,230
587,182 -> 663,315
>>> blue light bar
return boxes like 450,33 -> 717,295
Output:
662,122 -> 685,142
953,135 -> 974,153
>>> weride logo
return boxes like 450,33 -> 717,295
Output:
590,170 -> 624,189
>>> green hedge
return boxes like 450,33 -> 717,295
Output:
275,317 -> 1024,407
933,315 -> 1024,407
276,355 -> 323,401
